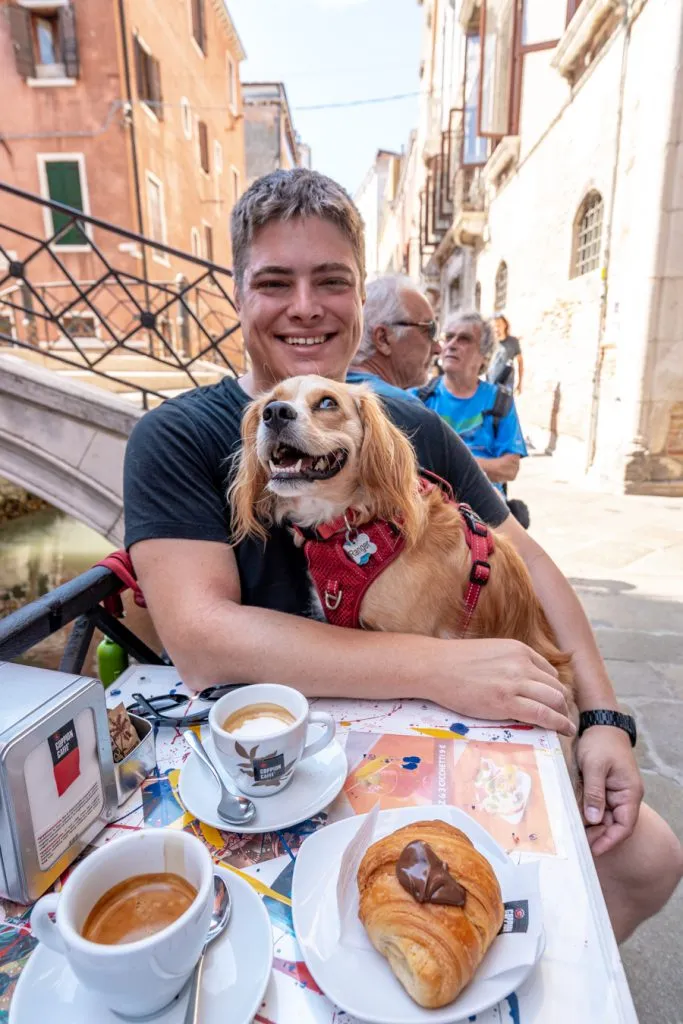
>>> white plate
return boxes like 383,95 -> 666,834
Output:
178,733 -> 347,834
10,867 -> 273,1024
291,805 -> 544,1024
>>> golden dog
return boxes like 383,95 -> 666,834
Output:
230,375 -> 577,753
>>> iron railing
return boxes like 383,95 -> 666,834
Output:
0,182 -> 244,408
0,565 -> 165,673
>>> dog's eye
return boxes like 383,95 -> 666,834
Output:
316,396 -> 338,410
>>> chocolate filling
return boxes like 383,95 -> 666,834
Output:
395,840 -> 466,906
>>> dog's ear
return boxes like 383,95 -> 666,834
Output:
228,398 -> 273,545
355,388 -> 424,547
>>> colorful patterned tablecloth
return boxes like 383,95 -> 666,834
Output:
1,665 -> 638,1024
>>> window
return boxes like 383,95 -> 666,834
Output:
214,140 -> 223,175
180,96 -> 192,140
231,167 -> 240,204
494,261 -> 508,310
63,312 -> 98,338
227,54 -> 237,112
191,0 -> 206,54
203,223 -> 214,262
475,281 -> 482,312
479,0 -> 572,138
190,226 -> 201,257
198,120 -> 210,173
8,3 -> 79,81
38,155 -> 90,248
146,172 -> 168,263
479,0 -> 515,137
521,0 -> 566,46
572,191 -> 603,277
134,36 -> 163,120
463,32 -> 488,165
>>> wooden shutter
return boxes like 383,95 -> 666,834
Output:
198,121 -> 209,173
58,5 -> 80,79
8,6 -> 36,79
45,161 -> 87,246
133,37 -> 145,99
478,0 -> 515,138
151,56 -> 163,120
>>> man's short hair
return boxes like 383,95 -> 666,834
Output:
445,311 -> 495,362
230,168 -> 366,292
354,274 -> 422,365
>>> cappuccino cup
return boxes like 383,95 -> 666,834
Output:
30,829 -> 214,1018
209,683 -> 335,796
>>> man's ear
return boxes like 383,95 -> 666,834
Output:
373,324 -> 391,355
233,286 -> 241,314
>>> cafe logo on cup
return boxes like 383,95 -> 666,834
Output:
499,899 -> 529,934
48,719 -> 80,796
234,742 -> 293,788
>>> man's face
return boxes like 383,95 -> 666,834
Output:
385,289 -> 441,389
236,216 -> 363,388
494,317 -> 507,342
441,320 -> 483,379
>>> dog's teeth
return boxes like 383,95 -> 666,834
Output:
315,458 -> 327,471
294,459 -> 302,473
269,459 -> 277,472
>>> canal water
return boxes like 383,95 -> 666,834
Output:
0,507 -> 113,671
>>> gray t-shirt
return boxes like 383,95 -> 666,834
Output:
487,335 -> 521,387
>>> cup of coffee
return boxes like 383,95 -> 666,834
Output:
30,829 -> 215,1018
209,683 -> 335,796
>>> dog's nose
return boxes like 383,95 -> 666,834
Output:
262,401 -> 298,432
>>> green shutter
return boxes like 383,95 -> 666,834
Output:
45,160 -> 88,246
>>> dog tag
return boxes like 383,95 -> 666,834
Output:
343,532 -> 377,566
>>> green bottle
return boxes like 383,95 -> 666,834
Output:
97,636 -> 129,688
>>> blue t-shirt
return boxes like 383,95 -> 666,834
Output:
411,379 -> 527,491
346,371 -> 422,404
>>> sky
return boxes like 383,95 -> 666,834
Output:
226,0 -> 423,196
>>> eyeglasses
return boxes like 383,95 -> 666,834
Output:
388,320 -> 439,341
126,683 -> 248,727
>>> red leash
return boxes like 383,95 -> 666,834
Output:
94,550 -> 146,618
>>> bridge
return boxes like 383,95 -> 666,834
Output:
0,182 -> 244,540
0,353 -> 139,545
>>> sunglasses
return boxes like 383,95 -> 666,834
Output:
126,683 -> 248,727
389,320 -> 439,341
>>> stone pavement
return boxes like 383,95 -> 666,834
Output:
512,455 -> 683,1023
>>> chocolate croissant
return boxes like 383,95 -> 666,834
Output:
357,820 -> 504,1008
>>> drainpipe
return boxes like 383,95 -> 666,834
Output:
116,0 -> 150,294
585,1 -> 632,472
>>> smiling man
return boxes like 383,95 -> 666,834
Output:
124,169 -> 682,943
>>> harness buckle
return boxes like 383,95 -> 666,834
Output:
460,505 -> 488,538
469,559 -> 491,585
324,589 -> 343,611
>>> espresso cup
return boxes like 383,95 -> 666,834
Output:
209,683 -> 335,796
30,829 -> 214,1018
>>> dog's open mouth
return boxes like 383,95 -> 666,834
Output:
267,443 -> 348,481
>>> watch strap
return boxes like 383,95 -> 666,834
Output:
578,709 -> 637,747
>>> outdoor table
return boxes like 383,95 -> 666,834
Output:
1,664 -> 638,1024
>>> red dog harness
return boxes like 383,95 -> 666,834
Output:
294,477 -> 494,635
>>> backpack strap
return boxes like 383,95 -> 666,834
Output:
414,375 -> 442,403
483,384 -> 513,437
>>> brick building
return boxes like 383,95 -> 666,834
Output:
242,82 -> 309,186
0,0 -> 247,364
397,0 -> 683,495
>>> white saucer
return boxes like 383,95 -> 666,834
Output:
291,805 -> 544,1024
178,733 -> 347,834
10,867 -> 273,1024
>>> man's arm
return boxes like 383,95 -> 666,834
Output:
130,537 -> 575,736
496,514 -> 643,852
475,453 -> 520,482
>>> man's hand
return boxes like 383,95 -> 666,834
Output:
577,726 -> 644,856
432,638 -> 576,736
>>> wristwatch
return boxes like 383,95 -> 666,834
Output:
578,709 -> 637,747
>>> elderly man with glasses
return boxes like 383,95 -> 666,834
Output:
347,274 -> 441,399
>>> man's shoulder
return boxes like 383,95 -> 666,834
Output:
346,371 -> 422,405
381,393 -> 449,436
132,376 -> 247,436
